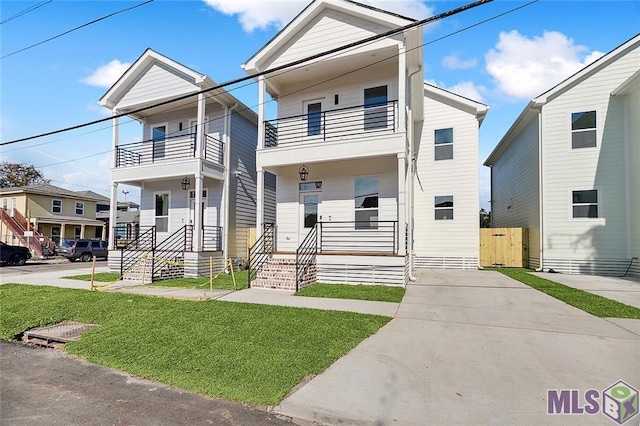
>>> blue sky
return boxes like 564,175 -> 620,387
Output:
1,0 -> 638,209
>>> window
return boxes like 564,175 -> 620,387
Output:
306,102 -> 322,136
571,111 -> 596,149
74,227 -> 81,238
572,190 -> 599,218
299,182 -> 322,191
355,177 -> 379,229
188,190 -> 208,198
152,125 -> 167,159
52,199 -> 62,214
435,196 -> 454,220
434,128 -> 454,160
155,193 -> 169,232
364,85 -> 388,130
2,198 -> 6,210
75,202 -> 84,215
303,194 -> 319,229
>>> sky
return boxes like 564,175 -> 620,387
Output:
1,0 -> 639,210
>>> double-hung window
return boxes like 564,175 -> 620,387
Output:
571,111 -> 596,149
572,190 -> 599,218
52,199 -> 62,214
355,177 -> 379,229
75,202 -> 84,215
434,128 -> 454,160
435,196 -> 454,220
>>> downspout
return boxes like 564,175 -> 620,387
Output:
222,103 -> 238,263
536,107 -> 544,271
406,65 -> 422,282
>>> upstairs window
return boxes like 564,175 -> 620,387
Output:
75,202 -> 84,215
364,85 -> 388,130
572,189 -> 599,218
355,177 -> 379,229
435,196 -> 454,220
434,128 -> 454,160
52,199 -> 62,214
306,102 -> 322,136
571,111 -> 596,149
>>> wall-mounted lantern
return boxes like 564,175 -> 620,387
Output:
298,165 -> 309,181
181,177 -> 191,191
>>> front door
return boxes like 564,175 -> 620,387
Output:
152,125 -> 166,159
299,192 -> 321,245
189,189 -> 208,228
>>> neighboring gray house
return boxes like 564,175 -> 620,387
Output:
485,33 -> 640,277
99,49 -> 274,280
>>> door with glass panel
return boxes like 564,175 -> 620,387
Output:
303,100 -> 323,139
299,192 -> 321,245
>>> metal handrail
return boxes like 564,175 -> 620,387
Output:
204,134 -> 224,165
202,225 -> 222,251
151,225 -> 193,279
119,226 -> 155,276
319,220 -> 398,254
295,223 -> 318,291
247,223 -> 276,288
264,100 -> 398,147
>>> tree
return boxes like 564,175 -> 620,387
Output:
479,208 -> 491,228
0,162 -> 50,188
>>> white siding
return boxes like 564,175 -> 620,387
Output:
228,113 -> 258,260
625,81 -> 640,277
541,48 -> 639,273
489,116 -> 541,268
266,9 -> 401,70
273,157 -> 398,252
117,62 -> 198,108
413,93 -> 480,267
142,102 -> 225,141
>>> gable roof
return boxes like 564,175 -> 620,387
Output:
242,0 -> 415,73
485,32 -> 640,166
424,82 -> 489,124
0,184 -> 106,201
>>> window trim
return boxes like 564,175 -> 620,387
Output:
75,201 -> 84,216
434,195 -> 455,221
52,199 -> 62,214
362,83 -> 390,132
302,98 -> 324,138
569,188 -> 602,220
149,122 -> 169,140
153,191 -> 171,232
569,109 -> 598,150
434,127 -> 454,161
354,175 -> 380,230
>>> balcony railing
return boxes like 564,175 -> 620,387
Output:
116,133 -> 224,167
318,220 -> 398,254
264,100 -> 398,148
202,225 -> 222,251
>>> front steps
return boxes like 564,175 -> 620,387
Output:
251,256 -> 316,291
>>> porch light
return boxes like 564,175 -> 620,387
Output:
298,165 -> 309,181
181,177 -> 191,191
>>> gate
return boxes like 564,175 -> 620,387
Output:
479,228 -> 528,268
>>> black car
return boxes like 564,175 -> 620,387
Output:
59,239 -> 108,262
0,241 -> 32,266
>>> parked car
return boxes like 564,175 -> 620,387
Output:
59,239 -> 108,262
0,241 -> 32,266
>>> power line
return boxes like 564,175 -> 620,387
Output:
0,0 -> 53,25
1,0 -> 491,146
1,0 -> 154,60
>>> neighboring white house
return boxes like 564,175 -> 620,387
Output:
485,33 -> 640,277
99,49 -> 274,280
242,0 -> 487,289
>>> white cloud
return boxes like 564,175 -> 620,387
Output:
86,103 -> 112,117
426,79 -> 486,103
203,0 -> 432,32
441,54 -> 477,70
81,59 -> 131,88
485,30 -> 604,99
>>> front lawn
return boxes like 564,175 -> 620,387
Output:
295,283 -> 405,303
64,270 -> 248,290
497,268 -> 640,319
0,284 -> 389,405
64,272 -> 120,282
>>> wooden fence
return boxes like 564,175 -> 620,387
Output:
479,227 -> 528,268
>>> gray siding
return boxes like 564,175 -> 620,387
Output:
264,172 -> 277,225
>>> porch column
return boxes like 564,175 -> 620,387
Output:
108,182 -> 118,249
397,153 -> 407,255
257,75 -> 265,150
60,223 -> 66,241
195,92 -> 206,159
256,168 -> 264,231
80,224 -> 86,239
397,45 -> 406,133
193,175 -> 203,252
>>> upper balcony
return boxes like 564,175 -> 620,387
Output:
112,133 -> 225,184
258,99 -> 405,168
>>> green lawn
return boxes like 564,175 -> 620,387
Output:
497,268 -> 640,319
64,270 -> 248,290
295,283 -> 405,303
0,284 -> 389,405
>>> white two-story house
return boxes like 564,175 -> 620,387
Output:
99,49 -> 271,281
242,0 -> 487,289
485,33 -> 640,277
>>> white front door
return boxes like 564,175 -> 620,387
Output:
299,191 -> 321,245
189,190 -> 208,228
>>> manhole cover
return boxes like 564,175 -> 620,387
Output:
23,321 -> 98,346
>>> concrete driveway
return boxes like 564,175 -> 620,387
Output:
275,270 -> 640,425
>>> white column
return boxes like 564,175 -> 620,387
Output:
257,76 -> 265,150
60,223 -> 66,242
108,183 -> 118,250
193,175 -> 203,252
397,153 -> 407,255
195,93 -> 206,159
397,46 -> 406,133
80,224 -> 86,239
256,169 -> 264,231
